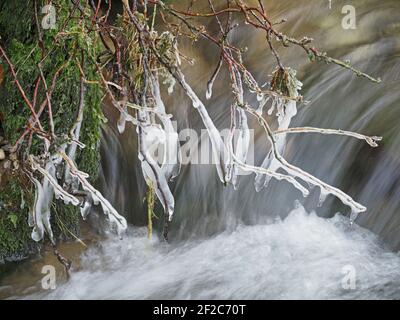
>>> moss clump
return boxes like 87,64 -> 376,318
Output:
0,178 -> 34,263
0,0 -> 105,262
271,67 -> 302,99
0,0 -> 104,176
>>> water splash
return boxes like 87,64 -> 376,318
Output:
27,205 -> 400,300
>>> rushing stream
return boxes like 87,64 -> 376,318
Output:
1,0 -> 400,299
21,205 -> 400,299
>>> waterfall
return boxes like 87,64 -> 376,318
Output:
97,0 -> 400,249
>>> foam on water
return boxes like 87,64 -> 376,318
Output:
30,205 -> 400,299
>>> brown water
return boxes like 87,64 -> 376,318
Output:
0,222 -> 98,299
1,0 -> 400,299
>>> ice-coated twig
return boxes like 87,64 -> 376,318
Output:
231,107 -> 250,189
255,98 -> 298,191
60,151 -> 127,235
137,118 -> 175,221
28,158 -> 57,243
274,127 -> 382,147
134,76 -> 175,223
206,56 -> 223,100
231,151 -> 309,197
95,62 -> 136,134
149,72 -> 181,181
176,69 -> 230,184
230,67 -> 250,188
29,174 -> 53,243
31,157 -> 80,206
243,104 -> 367,214
255,68 -> 302,191
126,101 -> 172,119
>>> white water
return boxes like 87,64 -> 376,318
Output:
29,205 -> 400,300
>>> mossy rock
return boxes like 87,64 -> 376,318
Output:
0,0 -> 104,263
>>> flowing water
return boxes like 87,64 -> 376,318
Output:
19,205 -> 400,299
1,0 -> 400,299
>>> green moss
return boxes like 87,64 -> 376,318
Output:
0,0 -> 105,261
0,179 -> 35,263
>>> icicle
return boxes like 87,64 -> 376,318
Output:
257,96 -> 270,115
163,73 -> 176,95
150,73 -> 181,181
117,112 -> 127,134
117,110 -> 137,134
205,81 -> 213,100
177,70 -> 229,184
30,176 -> 48,242
267,99 -> 277,115
80,199 -> 92,220
206,57 -> 223,101
254,154 -> 280,192
225,130 -> 235,183
29,159 -> 57,243
167,79 -> 176,94
317,189 -> 328,207
230,68 -> 250,188
349,209 -> 359,226
231,108 -> 250,189
276,100 -> 297,152
245,102 -> 368,214
80,184 -> 127,235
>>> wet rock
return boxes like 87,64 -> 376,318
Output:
3,160 -> 11,169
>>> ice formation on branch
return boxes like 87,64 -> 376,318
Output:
206,58 -> 223,100
231,152 -> 309,197
176,70 -> 230,184
230,67 -> 250,189
135,84 -> 176,221
29,150 -> 91,243
28,147 -> 128,242
243,104 -> 369,216
29,157 -> 58,243
6,0 -> 383,256
61,152 -> 127,235
33,157 -> 80,207
255,68 -> 302,192
274,127 -> 382,147
150,72 -> 181,181
117,100 -> 137,134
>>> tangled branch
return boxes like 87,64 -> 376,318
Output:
0,0 -> 382,250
